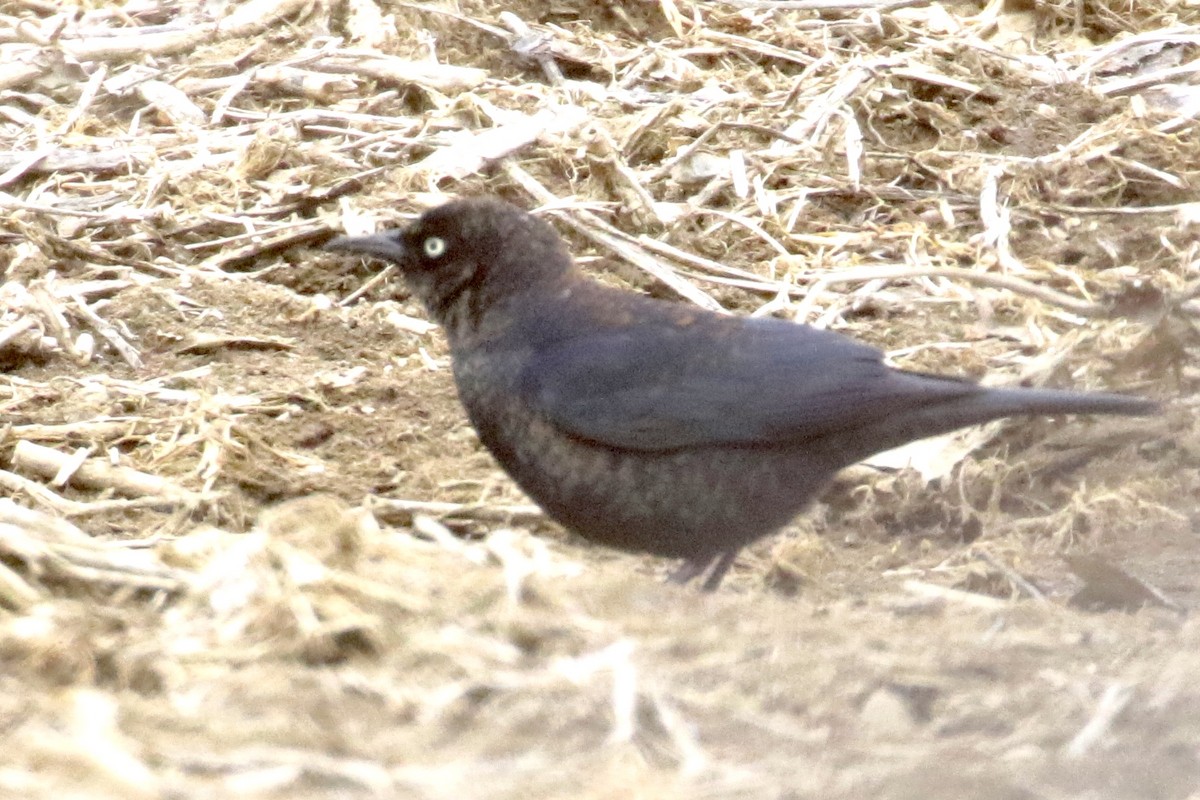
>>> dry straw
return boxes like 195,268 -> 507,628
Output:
0,0 -> 1192,797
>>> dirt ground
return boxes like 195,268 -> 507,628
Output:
1,0 -> 1199,797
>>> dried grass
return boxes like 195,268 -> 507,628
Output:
0,0 -> 1198,797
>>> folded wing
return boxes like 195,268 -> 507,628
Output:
520,315 -> 981,451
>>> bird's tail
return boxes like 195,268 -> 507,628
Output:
822,383 -> 1158,471
949,385 -> 1159,423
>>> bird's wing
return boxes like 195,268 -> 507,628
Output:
520,315 -> 979,451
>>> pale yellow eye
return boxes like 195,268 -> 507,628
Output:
423,237 -> 447,258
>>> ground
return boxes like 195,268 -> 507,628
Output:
0,0 -> 1199,797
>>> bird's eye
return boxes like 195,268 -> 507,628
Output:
423,236 -> 447,258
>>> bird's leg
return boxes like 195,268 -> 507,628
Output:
668,550 -> 739,590
667,556 -> 710,586
700,549 -> 737,591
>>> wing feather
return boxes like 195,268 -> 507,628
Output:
520,316 -> 979,451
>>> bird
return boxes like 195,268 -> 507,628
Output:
324,197 -> 1158,590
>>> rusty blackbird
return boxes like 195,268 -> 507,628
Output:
325,197 -> 1157,589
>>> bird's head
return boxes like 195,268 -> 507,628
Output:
325,197 -> 577,337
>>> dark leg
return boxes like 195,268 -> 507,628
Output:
668,555 -> 712,586
700,549 -> 737,591
668,550 -> 739,591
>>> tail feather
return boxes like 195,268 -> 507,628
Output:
820,384 -> 1158,470
958,385 -> 1159,422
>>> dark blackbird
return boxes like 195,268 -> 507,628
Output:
325,198 -> 1158,589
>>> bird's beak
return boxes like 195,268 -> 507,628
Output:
324,232 -> 407,262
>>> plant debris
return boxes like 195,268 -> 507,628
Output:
1,0 -> 1198,797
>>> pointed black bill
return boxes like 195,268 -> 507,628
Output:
324,232 -> 407,262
